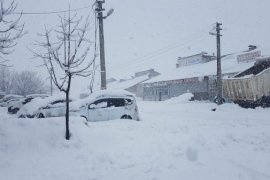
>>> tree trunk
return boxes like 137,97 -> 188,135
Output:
65,90 -> 70,140
65,75 -> 72,140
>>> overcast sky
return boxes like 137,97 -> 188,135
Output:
5,0 -> 270,95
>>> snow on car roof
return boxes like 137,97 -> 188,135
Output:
26,94 -> 49,98
91,90 -> 135,98
17,94 -> 66,117
72,90 -> 135,110
3,94 -> 24,100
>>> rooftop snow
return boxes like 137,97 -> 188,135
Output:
108,75 -> 150,90
144,50 -> 262,84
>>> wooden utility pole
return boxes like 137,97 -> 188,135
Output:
216,22 -> 223,105
96,0 -> 107,90
210,22 -> 223,105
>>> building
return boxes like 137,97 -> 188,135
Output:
106,78 -> 117,84
143,48 -> 263,101
176,52 -> 215,68
107,69 -> 160,97
134,69 -> 160,78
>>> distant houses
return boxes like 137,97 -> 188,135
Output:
143,46 -> 263,101
107,46 -> 267,102
176,52 -> 216,68
107,69 -> 160,97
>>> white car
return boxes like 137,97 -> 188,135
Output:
0,94 -> 24,107
79,90 -> 140,121
8,94 -> 48,114
34,99 -> 74,118
18,95 -> 73,118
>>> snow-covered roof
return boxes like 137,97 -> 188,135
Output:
144,50 -> 263,84
108,75 -> 150,90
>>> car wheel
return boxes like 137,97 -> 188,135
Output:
121,115 -> 132,119
37,113 -> 45,118
8,107 -> 12,113
19,114 -> 25,118
12,108 -> 19,114
80,115 -> 88,121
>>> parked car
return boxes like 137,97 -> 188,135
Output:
0,94 -> 24,107
17,95 -> 74,118
34,99 -> 74,118
8,94 -> 48,114
78,90 -> 140,121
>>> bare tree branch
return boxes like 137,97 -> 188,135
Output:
31,10 -> 96,140
0,1 -> 24,66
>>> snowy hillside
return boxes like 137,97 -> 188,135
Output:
1,98 -> 270,180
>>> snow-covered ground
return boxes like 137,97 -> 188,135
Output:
0,98 -> 270,180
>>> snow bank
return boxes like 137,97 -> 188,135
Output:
165,93 -> 194,103
1,100 -> 270,180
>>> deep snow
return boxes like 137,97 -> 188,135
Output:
0,99 -> 270,180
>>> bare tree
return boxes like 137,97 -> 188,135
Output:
0,0 -> 24,66
0,66 -> 14,93
0,67 -> 47,95
12,71 -> 45,96
33,11 -> 96,140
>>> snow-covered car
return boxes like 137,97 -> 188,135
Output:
8,94 -> 48,114
17,95 -> 73,118
78,90 -> 140,121
0,94 -> 24,107
33,99 -> 74,118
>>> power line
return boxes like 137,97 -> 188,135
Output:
12,4 -> 92,15
117,34 -> 209,70
114,24 -> 215,67
107,29 -> 211,68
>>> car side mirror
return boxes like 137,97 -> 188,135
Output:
88,104 -> 96,109
125,99 -> 133,105
43,104 -> 52,109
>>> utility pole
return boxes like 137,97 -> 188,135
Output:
96,0 -> 107,90
210,22 -> 223,105
216,22 -> 223,105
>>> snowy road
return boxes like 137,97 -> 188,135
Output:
0,99 -> 270,180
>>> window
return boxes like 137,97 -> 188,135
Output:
51,100 -> 65,105
108,98 -> 125,107
23,97 -> 33,104
89,99 -> 109,109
